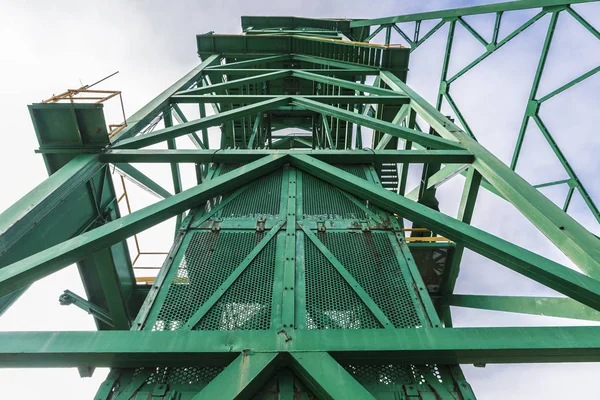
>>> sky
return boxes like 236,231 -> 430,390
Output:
1,0 -> 600,398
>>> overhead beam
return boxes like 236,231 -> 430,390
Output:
102,149 -> 474,164
348,0 -> 596,27
446,294 -> 600,322
293,97 -> 464,150
0,155 -> 287,297
172,95 -> 410,105
203,68 -> 379,76
205,54 -> 291,69
112,97 -> 289,149
293,70 -> 409,97
6,327 -> 600,367
176,70 -> 291,96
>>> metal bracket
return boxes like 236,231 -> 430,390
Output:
316,219 -> 326,232
256,216 -> 266,232
152,383 -> 168,397
59,290 -> 114,327
179,209 -> 197,232
403,384 -> 420,398
359,219 -> 370,232
77,366 -> 95,378
211,218 -> 222,232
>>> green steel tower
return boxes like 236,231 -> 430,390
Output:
2,1 -> 600,398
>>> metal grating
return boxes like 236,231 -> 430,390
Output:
151,231 -> 258,331
144,366 -> 224,385
217,163 -> 242,176
333,164 -> 368,180
219,169 -> 283,218
341,364 -> 456,395
342,364 -> 416,387
305,238 -> 382,330
323,232 -> 422,328
194,234 -> 276,331
302,172 -> 367,219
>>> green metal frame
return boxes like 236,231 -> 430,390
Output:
353,0 -> 600,223
2,2 -> 600,399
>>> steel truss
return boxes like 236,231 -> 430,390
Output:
1,1 -> 600,399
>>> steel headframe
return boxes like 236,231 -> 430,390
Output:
1,0 -> 600,398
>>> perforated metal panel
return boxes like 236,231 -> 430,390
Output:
342,364 -> 415,387
136,164 -> 467,399
143,366 -> 224,385
151,231 -> 260,331
219,170 -> 283,218
334,164 -> 368,180
302,171 -> 367,219
194,235 -> 276,331
322,231 -> 423,328
305,238 -> 382,330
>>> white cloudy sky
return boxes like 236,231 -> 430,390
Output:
1,0 -> 600,398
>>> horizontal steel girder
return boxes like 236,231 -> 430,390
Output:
4,327 -> 600,367
101,149 -> 473,164
348,0 -> 597,27
171,95 -> 409,105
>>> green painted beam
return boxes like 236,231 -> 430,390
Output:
375,104 -> 410,150
164,110 -> 184,236
91,249 -> 130,330
203,68 -> 379,76
293,70 -> 409,97
380,71 -> 600,279
446,294 -> 600,322
405,163 -> 468,201
113,97 -> 289,149
177,70 -> 291,96
447,11 -> 546,85
290,155 -> 600,311
348,0 -> 596,27
510,11 -> 560,171
172,95 -> 410,105
206,54 -> 291,69
291,54 -> 379,71
0,155 -> 101,253
289,352 -> 375,400
293,97 -> 463,150
192,352 -> 279,400
6,327 -> 600,366
0,155 -> 287,297
112,54 -> 220,142
102,149 -> 473,164
172,104 -> 207,149
113,163 -> 173,199
440,166 -> 482,327
0,154 -> 103,314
